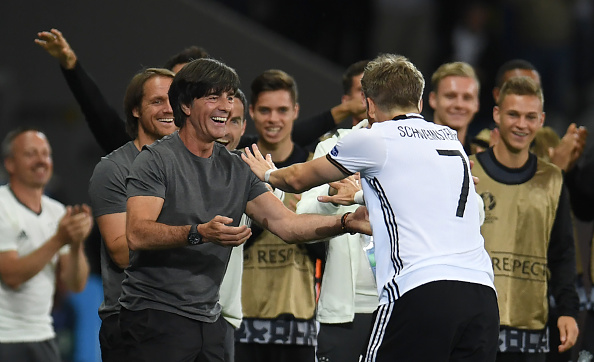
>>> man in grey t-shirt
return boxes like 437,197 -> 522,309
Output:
120,58 -> 371,361
88,68 -> 176,361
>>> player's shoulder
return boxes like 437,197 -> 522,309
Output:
0,185 -> 13,212
536,157 -> 563,181
41,194 -> 66,215
103,141 -> 138,163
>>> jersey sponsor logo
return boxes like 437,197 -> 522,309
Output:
489,251 -> 547,282
330,146 -> 339,157
243,244 -> 311,270
17,230 -> 28,241
397,125 -> 458,141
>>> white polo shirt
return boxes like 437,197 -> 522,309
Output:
0,184 -> 68,342
326,114 -> 494,305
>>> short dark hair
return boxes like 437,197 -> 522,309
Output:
342,60 -> 369,95
162,46 -> 210,71
250,69 -> 298,105
2,127 -> 44,160
497,76 -> 544,107
123,68 -> 175,139
168,58 -> 240,128
494,59 -> 538,89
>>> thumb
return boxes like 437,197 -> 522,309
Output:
212,215 -> 233,225
317,195 -> 333,203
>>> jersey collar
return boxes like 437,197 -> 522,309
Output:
391,113 -> 424,122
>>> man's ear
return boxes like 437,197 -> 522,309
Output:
4,158 -> 14,175
241,119 -> 247,136
341,94 -> 350,104
492,87 -> 500,105
366,97 -> 376,120
132,107 -> 140,118
249,104 -> 254,120
418,98 -> 423,113
428,91 -> 437,110
181,103 -> 191,116
493,106 -> 501,126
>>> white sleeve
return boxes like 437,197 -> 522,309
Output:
326,128 -> 386,179
297,136 -> 342,215
0,210 -> 18,252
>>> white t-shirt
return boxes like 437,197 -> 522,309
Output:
0,184 -> 68,342
326,114 -> 494,305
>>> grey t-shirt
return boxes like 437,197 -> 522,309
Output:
88,141 -> 139,320
120,132 -> 268,322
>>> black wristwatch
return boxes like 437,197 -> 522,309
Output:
187,224 -> 203,245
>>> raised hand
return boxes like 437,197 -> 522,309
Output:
56,204 -> 93,246
241,144 -> 276,182
317,173 -> 361,206
35,28 -> 77,69
550,123 -> 588,172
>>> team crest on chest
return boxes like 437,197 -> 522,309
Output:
330,146 -> 339,157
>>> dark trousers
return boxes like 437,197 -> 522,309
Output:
99,313 -> 127,362
234,342 -> 315,362
496,352 -> 546,362
120,307 -> 227,362
0,339 -> 60,362
223,320 -> 235,362
317,313 -> 375,362
364,280 -> 500,362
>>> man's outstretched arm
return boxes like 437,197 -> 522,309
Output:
35,28 -> 130,153
245,191 -> 370,244
242,144 -> 348,194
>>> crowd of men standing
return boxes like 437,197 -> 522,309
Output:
0,26 -> 592,362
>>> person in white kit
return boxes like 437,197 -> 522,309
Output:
243,53 -> 499,361
0,128 -> 93,362
296,118 -> 378,362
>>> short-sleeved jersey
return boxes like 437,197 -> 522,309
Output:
88,141 -> 139,320
120,132 -> 269,322
0,184 -> 68,342
326,114 -> 495,305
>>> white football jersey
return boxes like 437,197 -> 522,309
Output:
326,114 -> 494,305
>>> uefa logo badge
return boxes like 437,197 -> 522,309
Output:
330,146 -> 339,157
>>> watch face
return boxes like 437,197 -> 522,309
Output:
188,233 -> 202,245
